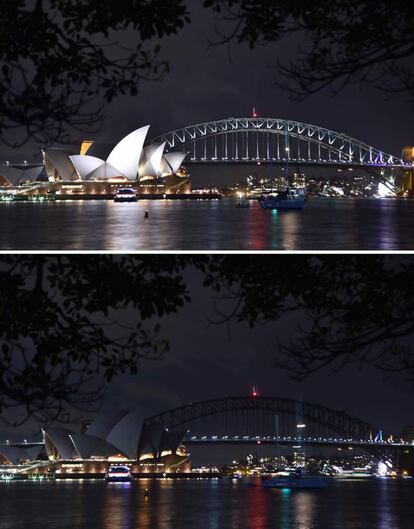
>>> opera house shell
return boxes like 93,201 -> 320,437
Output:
42,125 -> 189,192
41,407 -> 187,470
0,165 -> 44,187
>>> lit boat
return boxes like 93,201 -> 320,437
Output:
114,188 -> 137,203
0,472 -> 14,481
258,189 -> 306,210
335,469 -> 373,479
262,472 -> 330,489
0,194 -> 14,202
105,465 -> 132,482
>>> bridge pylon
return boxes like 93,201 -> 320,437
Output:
401,147 -> 414,196
399,446 -> 414,475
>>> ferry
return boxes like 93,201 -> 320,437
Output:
334,468 -> 373,479
114,188 -> 137,203
258,189 -> 306,210
0,472 -> 14,481
262,471 -> 330,490
105,465 -> 132,482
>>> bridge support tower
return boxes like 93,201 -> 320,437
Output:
398,446 -> 414,475
401,147 -> 414,197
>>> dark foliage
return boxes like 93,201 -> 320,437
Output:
2,255 -> 414,425
0,255 -> 198,425
1,1 -> 413,148
204,255 -> 414,384
0,0 -> 189,147
205,0 -> 414,104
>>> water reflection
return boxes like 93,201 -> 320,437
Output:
0,479 -> 414,529
1,198 -> 414,250
291,491 -> 317,529
246,480 -> 269,529
102,482 -> 133,529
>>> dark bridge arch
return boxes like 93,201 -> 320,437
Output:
143,396 -> 385,442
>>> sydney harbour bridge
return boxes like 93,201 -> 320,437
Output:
151,116 -> 414,193
2,395 -> 413,473
152,117 -> 409,168
141,395 -> 414,469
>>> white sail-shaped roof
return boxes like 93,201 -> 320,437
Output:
70,155 -> 105,179
44,149 -> 78,180
44,428 -> 76,459
163,152 -> 186,174
86,408 -> 130,440
106,411 -> 146,460
159,158 -> 172,176
69,434 -> 125,459
0,446 -> 31,465
0,166 -> 21,186
107,126 -> 150,180
0,166 -> 45,186
20,166 -> 44,181
139,143 -> 166,179
86,163 -> 124,180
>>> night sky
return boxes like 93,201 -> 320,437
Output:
105,268 -> 412,430
106,266 -> 413,463
3,264 -> 411,464
4,2 -> 413,185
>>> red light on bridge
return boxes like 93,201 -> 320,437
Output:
252,107 -> 258,118
252,385 -> 258,397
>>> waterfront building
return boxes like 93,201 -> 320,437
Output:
0,165 -> 44,187
0,126 -> 190,197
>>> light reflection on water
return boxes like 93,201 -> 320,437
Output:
0,478 -> 414,529
1,197 -> 414,250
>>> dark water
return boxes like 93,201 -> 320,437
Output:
1,198 -> 414,250
0,478 -> 413,529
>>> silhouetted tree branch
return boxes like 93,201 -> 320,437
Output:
0,255 -> 197,425
0,0 -> 189,147
204,255 -> 414,384
2,1 -> 413,148
3,255 -> 414,426
205,0 -> 414,104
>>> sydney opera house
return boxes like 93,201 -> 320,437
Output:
0,126 -> 190,196
0,408 -> 189,476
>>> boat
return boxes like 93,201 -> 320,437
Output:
0,194 -> 15,202
334,468 -> 373,479
262,471 -> 330,489
258,189 -> 306,210
114,188 -> 137,203
0,472 -> 14,481
105,465 -> 132,482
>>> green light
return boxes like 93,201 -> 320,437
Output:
282,488 -> 291,494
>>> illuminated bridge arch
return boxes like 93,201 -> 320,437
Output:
152,117 -> 407,168
143,396 -> 389,444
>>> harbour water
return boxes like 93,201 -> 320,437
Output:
1,197 -> 414,250
0,478 -> 413,529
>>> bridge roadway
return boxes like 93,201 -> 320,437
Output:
184,435 -> 411,449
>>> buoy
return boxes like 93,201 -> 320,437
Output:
144,209 -> 149,219
144,488 -> 149,498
